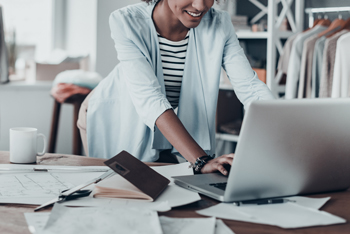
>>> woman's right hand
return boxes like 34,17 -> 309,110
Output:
200,153 -> 234,175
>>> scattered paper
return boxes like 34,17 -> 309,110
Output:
151,163 -> 193,183
63,163 -> 201,209
197,197 -> 346,229
0,173 -> 73,198
24,212 -> 50,234
215,219 -> 235,234
61,197 -> 171,211
25,213 -> 234,234
0,170 -> 105,205
0,164 -> 109,173
0,163 -> 199,208
159,216 -> 216,234
37,204 -> 162,234
287,196 -> 330,210
159,216 -> 234,234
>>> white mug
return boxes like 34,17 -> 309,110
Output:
10,128 -> 47,164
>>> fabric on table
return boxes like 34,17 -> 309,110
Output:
297,34 -> 319,99
51,83 -> 91,103
285,25 -> 327,99
319,30 -> 349,98
277,33 -> 299,75
311,36 -> 326,98
53,70 -> 102,90
332,32 -> 350,98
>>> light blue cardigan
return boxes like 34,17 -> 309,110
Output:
87,2 -> 275,161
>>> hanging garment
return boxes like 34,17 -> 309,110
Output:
298,34 -> 323,98
277,33 -> 299,75
285,25 -> 327,99
311,36 -> 326,98
332,32 -> 350,98
319,30 -> 349,98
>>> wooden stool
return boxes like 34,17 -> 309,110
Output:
49,93 -> 88,155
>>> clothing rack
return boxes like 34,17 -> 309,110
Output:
305,7 -> 350,28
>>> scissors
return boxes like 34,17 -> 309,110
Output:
59,189 -> 92,201
34,170 -> 115,211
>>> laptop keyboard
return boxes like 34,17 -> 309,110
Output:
209,182 -> 227,191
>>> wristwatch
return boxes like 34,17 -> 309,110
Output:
189,155 -> 215,173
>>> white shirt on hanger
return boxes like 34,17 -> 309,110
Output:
332,32 -> 350,98
285,25 -> 327,99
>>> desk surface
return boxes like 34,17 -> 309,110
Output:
0,151 -> 349,234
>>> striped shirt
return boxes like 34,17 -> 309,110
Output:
158,31 -> 189,109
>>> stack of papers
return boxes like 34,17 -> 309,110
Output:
63,163 -> 201,210
0,163 -> 200,211
0,165 -> 109,205
24,205 -> 235,234
197,196 -> 346,228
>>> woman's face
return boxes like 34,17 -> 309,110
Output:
167,0 -> 215,28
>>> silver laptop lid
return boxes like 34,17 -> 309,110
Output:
224,99 -> 350,202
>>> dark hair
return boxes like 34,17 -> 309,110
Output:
142,0 -> 219,3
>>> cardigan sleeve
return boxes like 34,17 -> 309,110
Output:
220,12 -> 275,108
109,11 -> 172,131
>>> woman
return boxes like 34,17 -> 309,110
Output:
78,0 -> 275,174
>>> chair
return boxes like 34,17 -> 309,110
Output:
49,85 -> 90,155
48,70 -> 102,155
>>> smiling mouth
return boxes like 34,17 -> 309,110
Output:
185,11 -> 202,17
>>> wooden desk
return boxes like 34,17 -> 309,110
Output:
0,151 -> 349,234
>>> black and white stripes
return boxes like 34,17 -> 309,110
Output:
158,32 -> 189,109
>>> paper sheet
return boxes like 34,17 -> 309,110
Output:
61,197 -> 171,211
159,216 -> 235,234
25,214 -> 235,234
24,212 -> 50,234
0,164 -> 109,172
0,171 -> 105,205
215,219 -> 235,234
63,163 -> 201,209
0,173 -> 74,198
37,204 -> 162,234
0,163 -> 199,207
197,196 -> 346,229
159,216 -> 216,234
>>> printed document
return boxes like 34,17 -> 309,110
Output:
0,173 -> 73,198
197,196 -> 346,229
37,204 -> 162,234
25,213 -> 234,234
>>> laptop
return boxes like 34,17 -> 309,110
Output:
173,99 -> 350,202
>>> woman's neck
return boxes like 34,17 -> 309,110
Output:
152,0 -> 189,41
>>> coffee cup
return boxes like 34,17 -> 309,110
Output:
10,128 -> 47,164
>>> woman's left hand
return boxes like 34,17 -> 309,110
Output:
200,153 -> 234,175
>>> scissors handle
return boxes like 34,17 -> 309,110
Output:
60,189 -> 92,201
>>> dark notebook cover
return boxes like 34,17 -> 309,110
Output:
104,151 -> 170,201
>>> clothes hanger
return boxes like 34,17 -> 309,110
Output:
316,13 -> 331,27
318,13 -> 345,37
303,14 -> 324,32
326,12 -> 349,38
337,12 -> 350,30
312,14 -> 322,27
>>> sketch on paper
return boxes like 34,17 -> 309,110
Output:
0,173 -> 73,197
41,204 -> 163,234
159,216 -> 216,234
